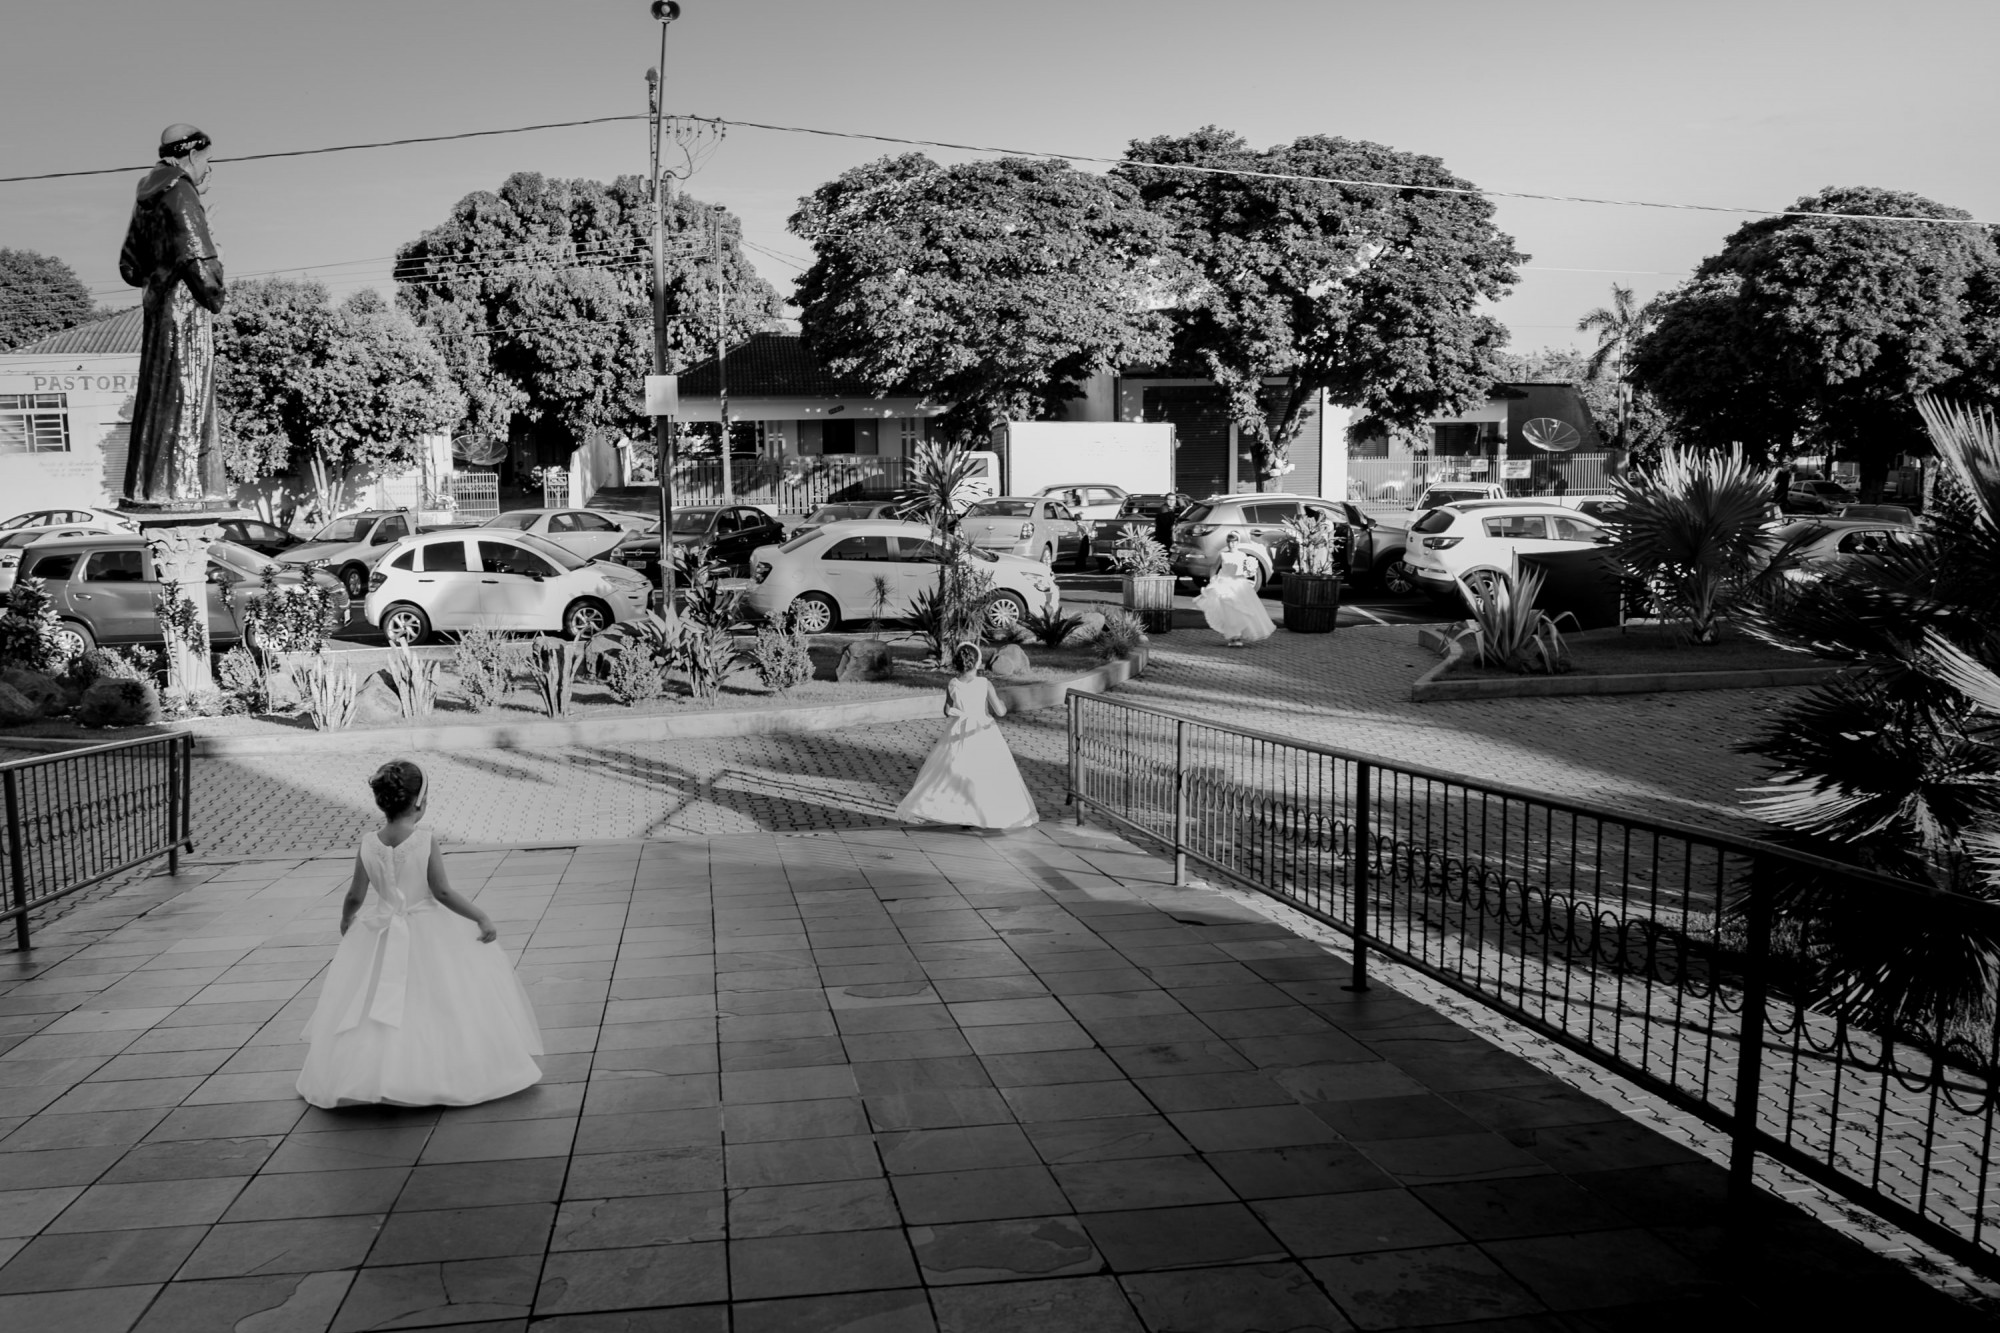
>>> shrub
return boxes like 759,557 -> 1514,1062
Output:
909,557 -> 998,660
243,563 -> 343,656
1019,590 -> 1087,649
1091,609 -> 1149,662
748,611 -> 814,695
162,686 -> 235,719
527,637 -> 585,718
1279,511 -> 1348,577
290,652 -> 359,730
591,613 -> 676,705
1446,566 -> 1576,674
1611,445 -> 1787,644
1110,527 -> 1173,577
75,677 -> 161,728
605,646 -> 667,704
0,578 -> 69,676
216,646 -> 268,713
676,565 -> 743,702
383,646 -> 439,719
451,624 -> 522,712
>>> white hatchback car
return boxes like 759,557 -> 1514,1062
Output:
743,519 -> 1058,635
479,508 -> 645,562
365,529 -> 653,645
1403,503 -> 1612,599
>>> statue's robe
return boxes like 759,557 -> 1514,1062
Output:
119,163 -> 225,504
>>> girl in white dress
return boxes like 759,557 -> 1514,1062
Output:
1194,533 -> 1277,647
296,761 -> 543,1109
895,642 -> 1041,831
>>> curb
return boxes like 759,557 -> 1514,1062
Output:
1410,627 -> 1839,702
1,647 -> 1147,758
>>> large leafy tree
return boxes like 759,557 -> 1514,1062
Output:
789,154 -> 1178,442
395,172 -> 780,455
216,280 -> 464,516
1117,128 -> 1525,489
0,248 -> 97,351
1632,187 -> 2000,496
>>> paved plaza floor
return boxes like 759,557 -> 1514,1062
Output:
1,824 -> 1983,1331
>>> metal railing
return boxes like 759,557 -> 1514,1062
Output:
1066,691 -> 2000,1279
2,733 -> 194,950
673,455 -> 908,510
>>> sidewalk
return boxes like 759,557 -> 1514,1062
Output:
1,825 -> 1980,1331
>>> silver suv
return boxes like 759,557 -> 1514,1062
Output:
1171,494 -> 1412,592
280,509 -> 415,600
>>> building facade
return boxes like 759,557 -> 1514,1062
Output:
0,308 -> 143,515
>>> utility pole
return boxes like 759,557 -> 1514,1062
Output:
647,2 -> 681,601
714,208 -> 732,502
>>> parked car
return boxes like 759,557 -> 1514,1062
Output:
611,504 -> 789,585
1093,492 -> 1195,567
1835,503 -> 1917,527
0,507 -> 137,534
480,508 -> 641,561
1401,503 -> 1613,599
1171,494 -> 1413,593
18,533 -> 349,657
280,509 -> 418,601
956,496 -> 1092,569
744,519 -> 1057,635
1410,482 -> 1507,512
791,501 -> 901,540
1766,519 -> 1930,583
1032,484 -> 1130,523
0,524 -> 99,594
1785,478 -> 1857,514
364,529 -> 653,645
135,511 -> 303,558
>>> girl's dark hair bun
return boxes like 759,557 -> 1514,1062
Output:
953,642 -> 981,671
369,760 -> 424,817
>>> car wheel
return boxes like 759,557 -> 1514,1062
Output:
1461,568 -> 1509,600
382,603 -> 431,647
563,598 -> 613,641
1245,557 -> 1270,589
1379,559 -> 1418,598
790,593 -> 838,634
983,591 -> 1028,633
340,564 -> 369,601
51,620 -> 94,658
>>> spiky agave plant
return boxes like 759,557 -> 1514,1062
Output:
1731,396 -> 2000,1038
1610,445 -> 1774,643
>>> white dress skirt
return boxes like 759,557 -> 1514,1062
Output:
895,677 -> 1041,830
1195,552 -> 1277,643
296,828 -> 544,1109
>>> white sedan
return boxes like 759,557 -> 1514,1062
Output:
480,508 -> 645,561
1034,485 -> 1129,523
1403,502 -> 1612,599
0,507 -> 137,534
743,519 -> 1058,635
365,529 -> 653,645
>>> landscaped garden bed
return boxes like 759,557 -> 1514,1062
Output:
1438,623 -> 1817,680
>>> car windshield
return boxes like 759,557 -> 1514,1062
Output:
310,516 -> 366,542
516,533 -> 587,570
209,540 -> 276,574
483,512 -> 537,530
1179,504 -> 1213,524
780,532 -> 821,554
968,501 -> 1035,518
670,511 -> 715,534
0,531 -> 47,549
1411,509 -> 1459,535
805,507 -> 849,524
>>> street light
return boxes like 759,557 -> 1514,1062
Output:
648,2 -> 681,603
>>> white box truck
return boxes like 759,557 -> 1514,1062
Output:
992,422 -> 1176,500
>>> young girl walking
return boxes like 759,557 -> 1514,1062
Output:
296,760 -> 543,1109
1194,532 -> 1277,647
895,642 -> 1040,831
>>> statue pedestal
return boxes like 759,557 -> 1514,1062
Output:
145,525 -> 222,693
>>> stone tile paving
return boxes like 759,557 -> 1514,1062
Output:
1,824 -> 1984,1331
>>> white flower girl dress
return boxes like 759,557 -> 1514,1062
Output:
895,674 -> 1041,830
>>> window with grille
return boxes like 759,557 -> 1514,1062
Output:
0,393 -> 70,453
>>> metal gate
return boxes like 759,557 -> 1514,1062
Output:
446,471 -> 499,522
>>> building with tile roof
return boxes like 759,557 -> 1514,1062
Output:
0,309 -> 143,515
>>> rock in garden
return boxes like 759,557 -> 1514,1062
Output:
0,681 -> 38,728
988,643 -> 1032,677
1,668 -> 65,716
1071,611 -> 1107,643
352,671 -> 405,726
836,640 -> 893,682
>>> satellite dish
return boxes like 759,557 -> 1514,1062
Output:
451,433 -> 506,467
1522,418 -> 1582,453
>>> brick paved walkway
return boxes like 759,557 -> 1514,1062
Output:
1,826 -> 1982,1331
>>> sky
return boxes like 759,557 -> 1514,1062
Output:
4,0 -> 1997,353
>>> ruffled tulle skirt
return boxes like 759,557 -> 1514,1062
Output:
895,716 -> 1040,830
297,905 -> 544,1109
1194,577 -> 1276,642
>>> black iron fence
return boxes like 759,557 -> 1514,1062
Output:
2,733 -> 194,950
1066,691 -> 2000,1280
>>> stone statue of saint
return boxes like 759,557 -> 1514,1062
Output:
120,124 -> 226,506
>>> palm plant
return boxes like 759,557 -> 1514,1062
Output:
895,440 -> 989,658
1576,283 -> 1656,382
1610,445 -> 1778,643
1730,394 -> 2000,1037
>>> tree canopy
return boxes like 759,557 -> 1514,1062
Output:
789,154 -> 1178,441
395,172 -> 780,456
0,248 -> 97,351
1116,128 -> 1524,488
1631,186 -> 2000,490
216,279 -> 464,513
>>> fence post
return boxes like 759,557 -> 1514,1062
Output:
5,768 -> 27,951
167,738 -> 183,876
1727,855 -> 1775,1233
1345,760 -> 1371,992
180,734 -> 195,855
1068,694 -> 1084,825
1172,720 -> 1188,887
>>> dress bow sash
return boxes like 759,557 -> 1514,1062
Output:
336,900 -> 432,1032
